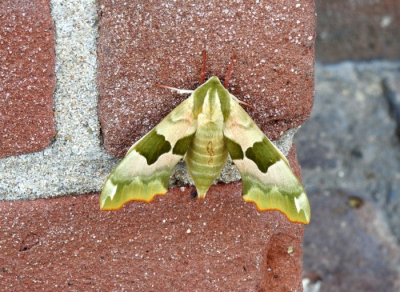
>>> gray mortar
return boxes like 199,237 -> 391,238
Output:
0,0 -> 111,200
0,0 -> 296,201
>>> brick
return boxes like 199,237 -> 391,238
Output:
315,0 -> 400,63
0,0 -> 56,158
98,0 -> 315,157
0,185 -> 304,291
0,144 -> 306,290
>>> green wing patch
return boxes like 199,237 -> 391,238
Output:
134,129 -> 171,165
225,136 -> 244,160
173,133 -> 195,156
245,137 -> 281,173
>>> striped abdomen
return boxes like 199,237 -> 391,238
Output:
185,121 -> 228,198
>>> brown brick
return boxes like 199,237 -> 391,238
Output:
98,0 -> 315,157
0,0 -> 56,158
316,0 -> 400,63
0,185 -> 304,291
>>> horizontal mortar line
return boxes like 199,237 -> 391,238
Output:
0,0 -> 113,200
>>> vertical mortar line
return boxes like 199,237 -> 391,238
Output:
0,1 -> 114,201
50,0 -> 101,150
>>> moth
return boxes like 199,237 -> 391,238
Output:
100,54 -> 311,224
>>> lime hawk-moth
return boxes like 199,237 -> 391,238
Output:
100,54 -> 311,224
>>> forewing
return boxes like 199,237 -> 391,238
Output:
100,96 -> 197,210
223,97 -> 311,224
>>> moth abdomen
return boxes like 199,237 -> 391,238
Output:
185,124 -> 228,199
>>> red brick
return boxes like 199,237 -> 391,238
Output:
98,0 -> 315,157
0,0 -> 56,158
316,0 -> 400,62
0,185 -> 304,291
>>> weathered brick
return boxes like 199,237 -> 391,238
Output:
0,144 -> 306,291
0,0 -> 56,158
0,189 -> 303,289
98,0 -> 315,157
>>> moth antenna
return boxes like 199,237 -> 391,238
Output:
155,84 -> 194,95
224,54 -> 236,88
238,100 -> 255,110
155,84 -> 179,91
200,50 -> 207,84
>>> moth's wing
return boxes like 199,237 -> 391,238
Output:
223,97 -> 311,224
100,96 -> 197,210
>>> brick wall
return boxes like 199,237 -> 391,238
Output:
0,0 -> 315,290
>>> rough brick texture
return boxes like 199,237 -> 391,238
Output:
0,146 -> 306,291
98,0 -> 315,157
315,0 -> 400,63
0,193 -> 303,290
0,0 -> 56,158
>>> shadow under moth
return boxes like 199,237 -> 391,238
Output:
100,53 -> 311,224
